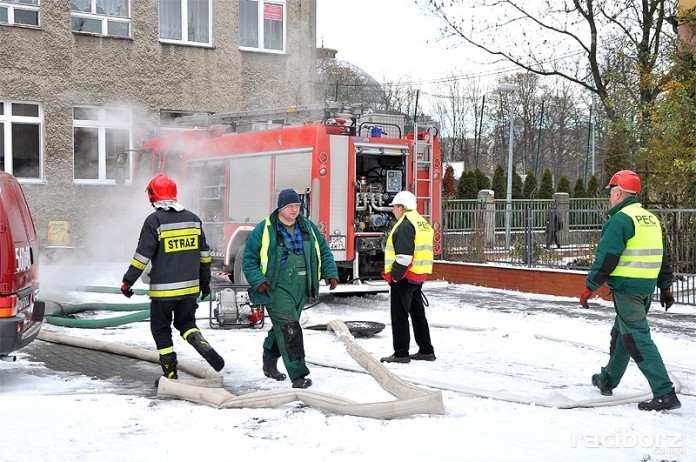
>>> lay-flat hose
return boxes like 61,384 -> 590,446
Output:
42,286 -> 212,329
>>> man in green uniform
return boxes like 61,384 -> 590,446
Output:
581,170 -> 680,411
242,189 -> 338,389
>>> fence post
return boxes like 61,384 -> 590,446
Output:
554,192 -> 570,246
478,189 -> 496,246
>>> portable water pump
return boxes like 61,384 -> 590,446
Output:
209,283 -> 265,329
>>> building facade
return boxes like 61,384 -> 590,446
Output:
0,0 -> 317,256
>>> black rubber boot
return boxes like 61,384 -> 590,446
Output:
592,374 -> 612,396
263,355 -> 287,381
186,331 -> 225,371
292,376 -> 312,389
159,352 -> 178,379
638,390 -> 681,411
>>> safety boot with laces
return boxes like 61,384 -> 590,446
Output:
185,330 -> 225,371
638,390 -> 681,411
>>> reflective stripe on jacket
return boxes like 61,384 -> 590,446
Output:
384,209 -> 434,280
610,203 -> 663,279
123,208 -> 211,300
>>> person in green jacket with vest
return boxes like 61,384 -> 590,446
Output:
242,189 -> 338,389
580,170 -> 680,411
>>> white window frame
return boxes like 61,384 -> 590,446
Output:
72,105 -> 132,185
0,100 -> 44,183
70,0 -> 131,38
238,0 -> 286,54
0,0 -> 40,27
159,0 -> 213,47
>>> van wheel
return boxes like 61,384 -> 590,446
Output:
233,246 -> 248,285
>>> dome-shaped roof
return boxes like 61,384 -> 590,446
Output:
317,47 -> 384,106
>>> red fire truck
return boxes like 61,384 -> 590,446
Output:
128,103 -> 443,294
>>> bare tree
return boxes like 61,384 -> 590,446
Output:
418,0 -> 676,178
430,71 -> 481,164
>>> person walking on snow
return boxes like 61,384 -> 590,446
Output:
242,189 -> 338,389
580,170 -> 680,411
121,174 -> 224,383
380,191 -> 436,364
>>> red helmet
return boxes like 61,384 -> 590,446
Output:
146,174 -> 177,203
605,170 -> 641,195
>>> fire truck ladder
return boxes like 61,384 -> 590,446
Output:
412,124 -> 437,222
175,102 -> 365,131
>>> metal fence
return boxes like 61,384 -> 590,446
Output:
442,198 -> 696,306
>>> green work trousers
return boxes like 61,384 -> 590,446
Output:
597,290 -> 673,397
262,252 -> 310,381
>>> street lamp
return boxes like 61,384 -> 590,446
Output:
497,83 -> 518,250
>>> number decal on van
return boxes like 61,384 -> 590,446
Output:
15,245 -> 31,272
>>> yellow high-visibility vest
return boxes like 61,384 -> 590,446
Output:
610,203 -> 663,279
384,210 -> 434,275
259,218 -> 321,277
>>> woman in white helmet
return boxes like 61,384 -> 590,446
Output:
380,191 -> 436,363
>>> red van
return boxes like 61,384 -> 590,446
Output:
0,172 -> 44,360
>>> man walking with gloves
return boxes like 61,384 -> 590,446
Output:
580,170 -> 679,411
243,189 -> 338,389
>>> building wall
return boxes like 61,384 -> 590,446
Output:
0,1 -> 317,258
432,261 -> 613,301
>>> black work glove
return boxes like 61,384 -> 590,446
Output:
579,287 -> 593,309
257,281 -> 270,293
659,288 -> 674,311
325,278 -> 338,290
120,283 -> 134,298
200,284 -> 211,300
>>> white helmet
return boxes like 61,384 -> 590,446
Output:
390,191 -> 417,210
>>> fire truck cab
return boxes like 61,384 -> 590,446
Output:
129,103 -> 442,293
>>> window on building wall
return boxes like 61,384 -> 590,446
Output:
239,0 -> 285,53
0,101 -> 42,180
70,0 -> 130,38
73,105 -> 132,183
0,0 -> 40,27
160,0 -> 211,46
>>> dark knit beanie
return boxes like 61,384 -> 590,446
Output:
277,189 -> 301,209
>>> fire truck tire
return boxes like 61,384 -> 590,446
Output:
232,246 -> 248,285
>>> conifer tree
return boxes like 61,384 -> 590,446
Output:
443,165 -> 457,198
491,164 -> 506,199
573,178 -> 586,198
557,175 -> 571,194
457,170 -> 478,199
538,168 -> 554,199
474,168 -> 491,191
523,170 -> 537,198
586,175 -> 599,197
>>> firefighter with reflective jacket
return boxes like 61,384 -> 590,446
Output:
121,174 -> 224,382
581,170 -> 680,411
242,189 -> 338,389
380,191 -> 436,364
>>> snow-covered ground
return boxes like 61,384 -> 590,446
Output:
1,260 -> 694,462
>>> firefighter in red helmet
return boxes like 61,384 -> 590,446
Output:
122,174 -> 224,382
581,169 -> 680,411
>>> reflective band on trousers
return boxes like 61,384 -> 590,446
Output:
259,218 -> 321,277
610,203 -> 663,279
384,210 -> 434,275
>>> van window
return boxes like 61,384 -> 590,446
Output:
0,181 -> 29,243
13,182 -> 36,240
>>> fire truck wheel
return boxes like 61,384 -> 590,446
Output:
232,245 -> 248,285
